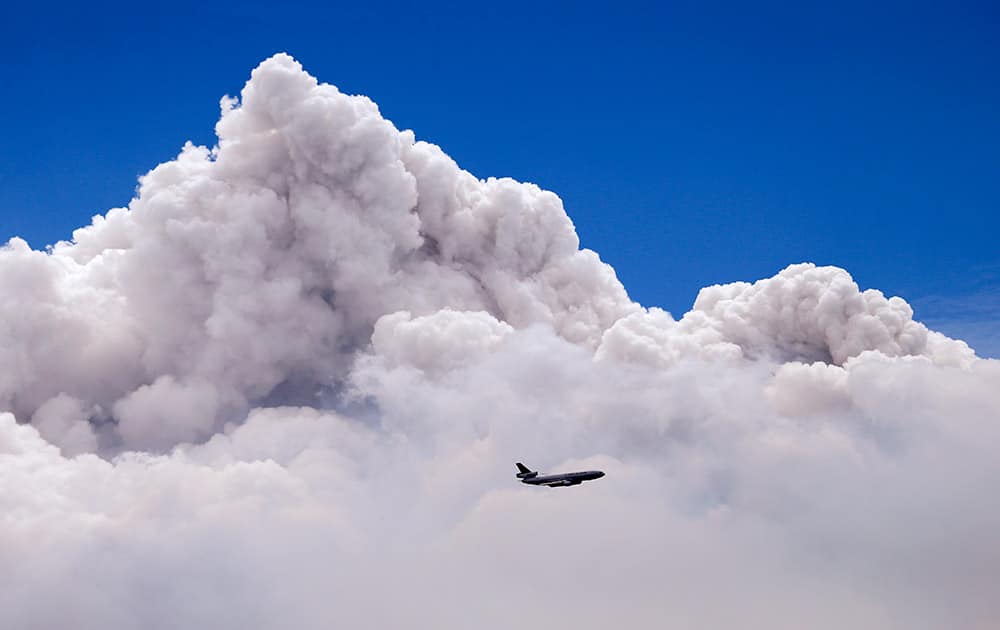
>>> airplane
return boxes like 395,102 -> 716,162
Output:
515,462 -> 605,487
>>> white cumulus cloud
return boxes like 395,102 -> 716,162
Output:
1,53 -> 997,629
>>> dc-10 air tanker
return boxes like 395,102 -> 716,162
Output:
515,462 -> 605,487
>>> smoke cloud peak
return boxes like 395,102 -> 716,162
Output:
1,54 -> 997,629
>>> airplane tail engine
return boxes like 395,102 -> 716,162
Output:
515,462 -> 538,479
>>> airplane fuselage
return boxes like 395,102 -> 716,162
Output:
520,470 -> 605,487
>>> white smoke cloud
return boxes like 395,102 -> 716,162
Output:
1,53 -> 998,629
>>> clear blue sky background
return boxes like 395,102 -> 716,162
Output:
2,1 -> 997,356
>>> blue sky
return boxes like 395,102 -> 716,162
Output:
2,1 -> 997,356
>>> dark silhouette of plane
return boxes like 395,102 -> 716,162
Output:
515,462 -> 605,487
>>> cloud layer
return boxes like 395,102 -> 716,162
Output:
2,54 -> 997,629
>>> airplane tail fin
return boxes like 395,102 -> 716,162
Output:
515,463 -> 537,479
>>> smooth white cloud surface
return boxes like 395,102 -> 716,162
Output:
1,54 -> 997,629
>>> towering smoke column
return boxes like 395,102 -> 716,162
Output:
1,54 -> 997,630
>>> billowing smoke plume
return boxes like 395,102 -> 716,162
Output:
2,54 -> 997,629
